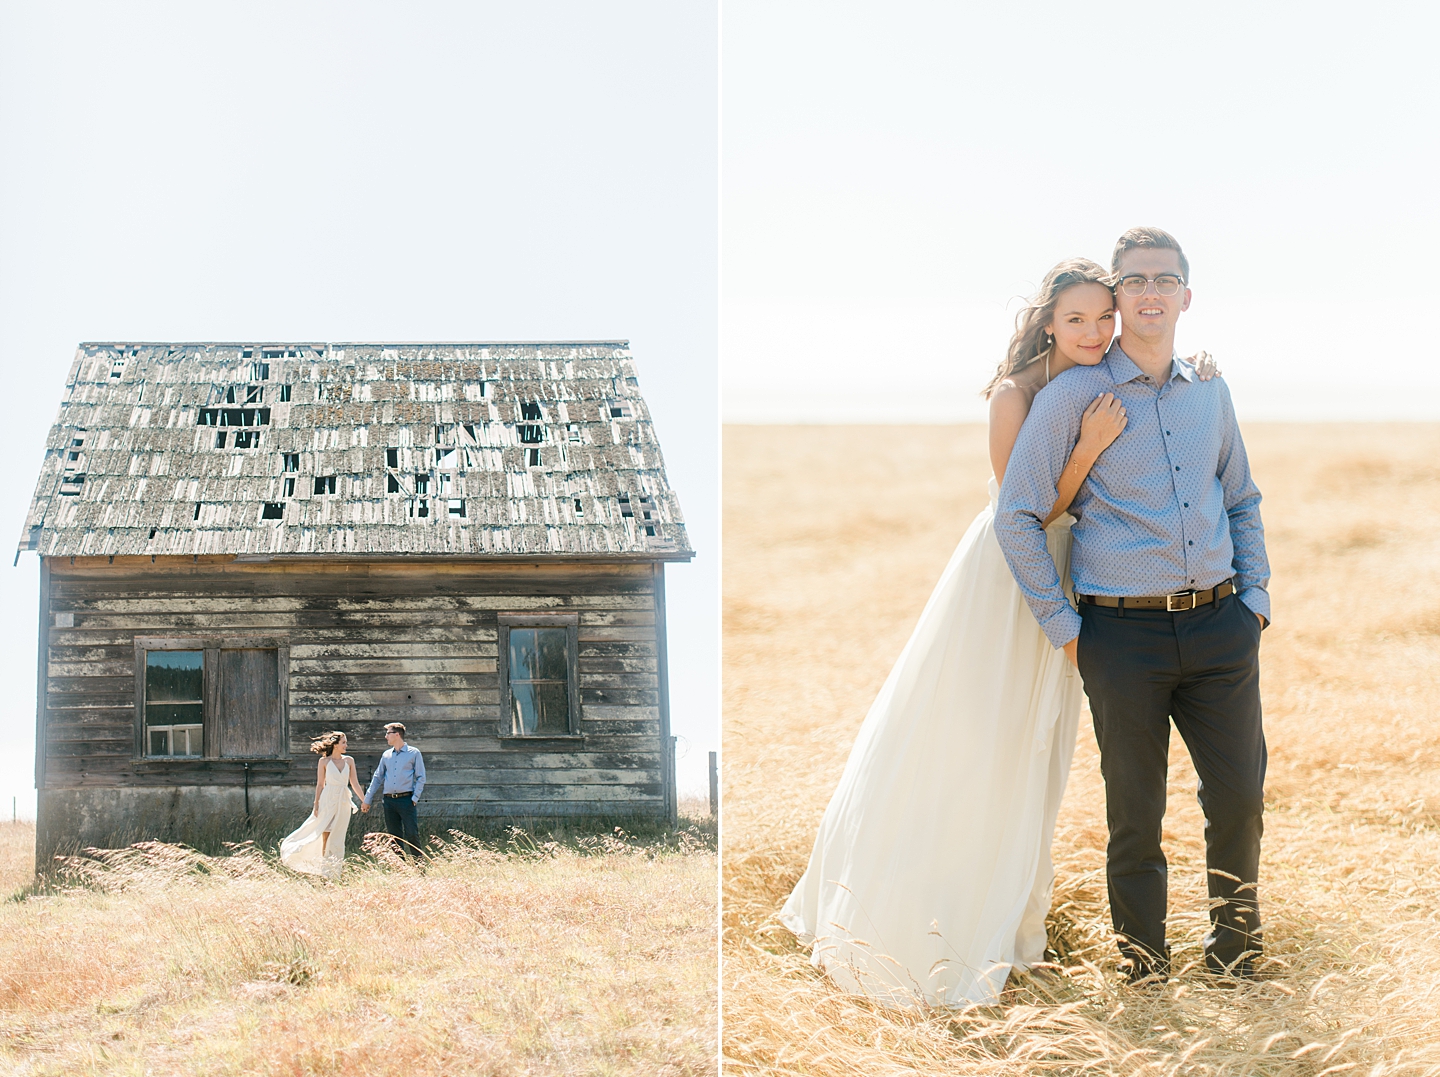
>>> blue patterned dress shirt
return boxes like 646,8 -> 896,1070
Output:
994,343 -> 1271,649
364,743 -> 427,805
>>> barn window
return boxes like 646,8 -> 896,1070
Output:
527,448 -> 542,467
313,475 -> 336,495
282,453 -> 300,472
233,430 -> 260,449
497,614 -> 580,738
245,385 -> 263,404
144,651 -> 204,757
386,448 -> 399,468
136,638 -> 289,760
567,423 -> 582,443
261,502 -> 284,520
215,432 -> 227,448
520,401 -> 543,421
250,362 -> 270,382
387,473 -> 401,493
447,498 -> 465,517
279,384 -> 291,402
283,477 -> 295,497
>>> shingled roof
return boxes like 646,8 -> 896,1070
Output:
19,342 -> 692,560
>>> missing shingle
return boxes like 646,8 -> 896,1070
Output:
59,474 -> 86,496
261,502 -> 284,520
283,477 -> 295,497
527,448 -> 542,467
413,474 -> 429,496
148,528 -> 158,540
194,502 -> 202,520
574,498 -> 584,518
409,499 -> 429,518
447,499 -> 465,518
518,424 -> 544,444
567,423 -> 582,443
645,525 -> 655,536
520,401 -> 543,421
197,407 -> 270,428
608,401 -> 633,419
618,493 -> 633,518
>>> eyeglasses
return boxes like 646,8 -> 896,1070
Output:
1117,274 -> 1185,297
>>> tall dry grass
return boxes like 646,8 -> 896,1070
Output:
723,423 -> 1440,1076
1,802 -> 716,1076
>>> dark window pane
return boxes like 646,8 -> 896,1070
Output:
146,651 -> 203,702
510,682 -> 569,735
146,703 -> 204,727
150,729 -> 168,755
509,628 -> 568,681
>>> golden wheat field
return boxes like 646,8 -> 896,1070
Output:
0,804 -> 716,1076
722,423 -> 1440,1076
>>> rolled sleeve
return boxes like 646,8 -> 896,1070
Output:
994,388 -> 1082,648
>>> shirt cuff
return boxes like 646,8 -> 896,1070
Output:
1237,586 -> 1270,626
1040,606 -> 1083,649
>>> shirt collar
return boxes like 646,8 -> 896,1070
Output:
1104,341 -> 1192,385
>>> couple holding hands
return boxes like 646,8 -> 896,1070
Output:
279,722 -> 428,878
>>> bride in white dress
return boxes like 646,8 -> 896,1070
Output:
781,259 -> 1218,1007
280,731 -> 367,880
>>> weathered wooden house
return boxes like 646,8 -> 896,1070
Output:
21,341 -> 692,863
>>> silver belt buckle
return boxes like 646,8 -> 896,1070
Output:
1165,590 -> 1196,612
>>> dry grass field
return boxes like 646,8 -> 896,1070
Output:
723,424 -> 1440,1076
0,803 -> 716,1076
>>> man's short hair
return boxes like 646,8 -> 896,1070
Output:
1111,226 -> 1190,283
384,722 -> 407,737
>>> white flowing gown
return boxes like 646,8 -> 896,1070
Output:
780,477 -> 1083,1007
280,760 -> 357,880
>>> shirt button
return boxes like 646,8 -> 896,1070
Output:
1166,431 -> 1171,435
1188,540 -> 1194,546
1183,502 -> 1189,507
1175,466 -> 1180,471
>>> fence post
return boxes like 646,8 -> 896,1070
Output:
708,751 -> 718,818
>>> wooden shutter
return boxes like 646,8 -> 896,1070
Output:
219,648 -> 282,757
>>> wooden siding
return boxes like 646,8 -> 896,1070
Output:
39,556 -> 669,816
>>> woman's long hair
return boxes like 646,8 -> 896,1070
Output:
310,730 -> 346,756
981,258 -> 1111,398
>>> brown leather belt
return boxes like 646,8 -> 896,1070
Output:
1077,579 -> 1234,612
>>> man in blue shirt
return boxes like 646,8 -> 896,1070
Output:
362,722 -> 426,858
995,227 -> 1270,985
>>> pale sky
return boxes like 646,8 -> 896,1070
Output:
723,2 -> 1440,422
0,2 -> 719,815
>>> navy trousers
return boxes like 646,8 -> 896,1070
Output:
1076,590 -> 1266,975
382,795 -> 420,857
